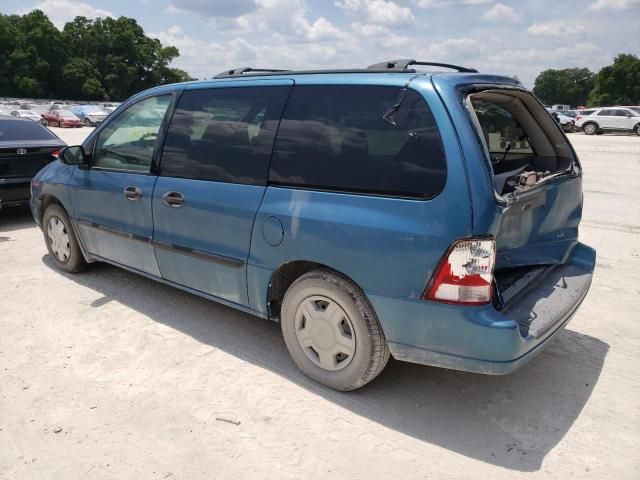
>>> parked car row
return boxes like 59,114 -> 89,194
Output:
544,104 -> 640,135
574,107 -> 640,136
0,99 -> 121,129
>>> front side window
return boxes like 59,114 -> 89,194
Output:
92,95 -> 171,172
269,85 -> 447,198
160,86 -> 290,184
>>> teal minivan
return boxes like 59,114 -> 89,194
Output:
30,60 -> 596,390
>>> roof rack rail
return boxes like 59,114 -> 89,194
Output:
367,59 -> 478,73
214,67 -> 290,78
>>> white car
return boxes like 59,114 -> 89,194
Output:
10,110 -> 46,125
575,107 -> 640,136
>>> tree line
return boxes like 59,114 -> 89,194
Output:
533,54 -> 640,107
0,10 -> 194,101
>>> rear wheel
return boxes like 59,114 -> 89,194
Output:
280,269 -> 390,391
583,122 -> 597,135
42,204 -> 87,273
84,118 -> 91,127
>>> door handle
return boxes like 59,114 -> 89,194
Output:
124,186 -> 142,201
162,191 -> 185,208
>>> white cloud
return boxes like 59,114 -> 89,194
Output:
481,3 -> 521,22
589,0 -> 640,11
527,21 -> 585,37
425,37 -> 485,59
18,0 -> 114,28
417,0 -> 491,7
335,0 -> 415,27
487,43 -> 603,64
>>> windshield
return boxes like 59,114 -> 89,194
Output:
0,119 -> 57,141
84,106 -> 108,114
59,111 -> 77,118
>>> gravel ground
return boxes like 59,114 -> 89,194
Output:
1,128 -> 639,479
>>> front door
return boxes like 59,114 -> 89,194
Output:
152,81 -> 292,306
69,94 -> 173,275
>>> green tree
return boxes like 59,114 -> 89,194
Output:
0,10 -> 192,100
533,68 -> 594,106
588,54 -> 640,106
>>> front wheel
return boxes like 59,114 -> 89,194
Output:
280,269 -> 390,391
583,122 -> 597,135
42,204 -> 87,273
84,118 -> 91,127
634,124 -> 640,136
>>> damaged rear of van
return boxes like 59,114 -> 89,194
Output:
384,73 -> 596,374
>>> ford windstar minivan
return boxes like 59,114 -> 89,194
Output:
30,60 -> 596,391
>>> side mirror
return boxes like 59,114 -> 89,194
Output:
60,145 -> 87,166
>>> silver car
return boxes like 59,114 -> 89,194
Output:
575,107 -> 640,136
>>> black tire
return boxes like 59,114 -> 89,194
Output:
634,124 -> 640,136
582,122 -> 598,135
84,118 -> 91,127
57,120 -> 62,128
280,269 -> 390,391
42,204 -> 87,273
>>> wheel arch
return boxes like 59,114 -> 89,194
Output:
266,260 -> 365,321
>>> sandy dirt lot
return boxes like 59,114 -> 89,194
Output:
1,128 -> 639,479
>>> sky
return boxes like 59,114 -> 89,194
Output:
3,0 -> 640,87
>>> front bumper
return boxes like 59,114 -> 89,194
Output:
368,242 -> 596,374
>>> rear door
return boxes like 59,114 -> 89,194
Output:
152,80 -> 292,306
596,109 -> 617,129
69,94 -> 173,275
462,87 -> 583,268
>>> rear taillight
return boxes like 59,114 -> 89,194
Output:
423,238 -> 496,305
51,150 -> 60,159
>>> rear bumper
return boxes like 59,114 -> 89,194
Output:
0,179 -> 31,208
369,242 -> 596,374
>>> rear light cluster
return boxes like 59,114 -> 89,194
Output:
51,150 -> 60,159
423,238 -> 496,305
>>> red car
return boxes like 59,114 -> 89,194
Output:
42,110 -> 82,128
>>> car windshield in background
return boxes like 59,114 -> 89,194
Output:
59,111 -> 77,118
0,119 -> 57,141
83,106 -> 108,114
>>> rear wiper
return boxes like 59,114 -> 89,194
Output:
381,87 -> 408,127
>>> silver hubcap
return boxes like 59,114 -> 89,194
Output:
585,124 -> 595,134
295,296 -> 356,371
47,216 -> 71,262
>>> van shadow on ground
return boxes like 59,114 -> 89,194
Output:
42,254 -> 608,472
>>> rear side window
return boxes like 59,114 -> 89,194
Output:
598,109 -> 614,116
160,86 -> 290,185
269,86 -> 446,199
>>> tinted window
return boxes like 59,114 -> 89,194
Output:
160,86 -> 290,185
269,86 -> 446,198
0,118 -> 57,141
93,95 -> 171,172
598,109 -> 614,116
